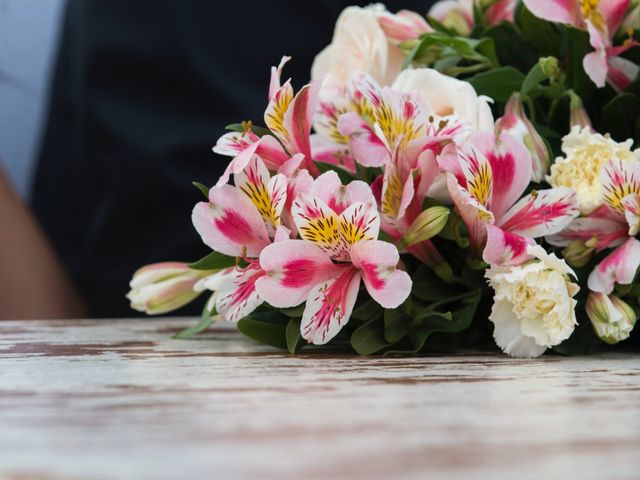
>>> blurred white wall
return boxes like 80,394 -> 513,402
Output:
0,0 -> 66,200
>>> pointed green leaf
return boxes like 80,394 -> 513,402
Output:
286,318 -> 305,353
188,251 -> 236,270
351,318 -> 390,355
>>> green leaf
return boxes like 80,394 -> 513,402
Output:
314,161 -> 357,184
192,181 -> 209,199
173,304 -> 216,339
384,307 -> 410,344
286,318 -> 305,353
469,67 -> 525,102
397,289 -> 482,354
351,298 -> 383,322
351,318 -> 390,355
482,22 -> 538,74
602,93 -> 640,144
280,305 -> 306,318
225,122 -> 271,137
562,25 -> 595,98
237,309 -> 289,350
516,4 -> 562,57
188,251 -> 236,271
521,63 -> 547,95
404,32 -> 497,69
412,264 -> 460,302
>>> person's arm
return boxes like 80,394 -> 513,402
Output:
0,166 -> 88,319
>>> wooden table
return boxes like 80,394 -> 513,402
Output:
0,318 -> 638,480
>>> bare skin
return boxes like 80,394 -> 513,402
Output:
0,165 -> 88,319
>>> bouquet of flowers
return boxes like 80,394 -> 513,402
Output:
128,0 -> 640,357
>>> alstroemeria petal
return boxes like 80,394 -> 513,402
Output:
213,131 -> 258,157
546,210 -> 628,251
339,201 -> 381,253
588,237 -> 640,294
350,240 -> 412,308
599,0 -> 631,35
292,194 -> 344,259
265,81 -> 295,151
301,266 -> 362,345
446,173 -> 494,255
521,0 -> 581,26
256,239 -> 340,308
283,80 -> 321,167
471,131 -> 532,221
621,194 -> 640,235
192,185 -> 270,257
269,56 -> 291,102
338,111 -> 390,167
600,159 -> 640,214
483,224 -> 535,267
584,22 -> 609,88
215,264 -> 265,323
498,187 -> 579,238
234,156 -> 287,238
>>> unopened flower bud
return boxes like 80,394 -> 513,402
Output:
539,56 -> 561,80
398,206 -> 449,250
127,262 -> 209,315
379,10 -> 431,43
569,91 -> 593,130
496,93 -> 551,182
586,292 -> 637,344
562,237 -> 597,268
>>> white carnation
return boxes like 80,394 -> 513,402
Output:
486,245 -> 579,358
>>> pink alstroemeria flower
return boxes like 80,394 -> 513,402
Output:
523,0 -> 639,90
255,171 -> 412,345
548,159 -> 640,293
440,132 -> 579,264
191,156 -> 290,322
336,74 -> 467,272
214,56 -> 321,185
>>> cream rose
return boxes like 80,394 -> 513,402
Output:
486,245 -> 579,358
392,68 -> 494,131
547,126 -> 640,215
311,4 -> 405,88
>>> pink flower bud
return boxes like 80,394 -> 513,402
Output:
127,262 -> 208,315
496,93 -> 551,182
378,10 -> 432,43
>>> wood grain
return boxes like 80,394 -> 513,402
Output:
0,318 -> 638,480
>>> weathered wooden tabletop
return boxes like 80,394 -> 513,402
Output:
0,318 -> 638,480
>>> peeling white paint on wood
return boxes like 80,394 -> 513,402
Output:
0,318 -> 639,480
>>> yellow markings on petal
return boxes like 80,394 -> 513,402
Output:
373,102 -> 420,149
602,175 -> 640,213
320,95 -> 376,145
299,212 -> 342,250
265,85 -> 293,140
238,181 -> 281,231
381,168 -> 403,219
580,0 -> 605,32
468,161 -> 493,207
340,204 -> 377,246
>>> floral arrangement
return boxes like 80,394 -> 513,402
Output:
128,0 -> 640,358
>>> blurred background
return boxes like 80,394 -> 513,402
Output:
0,0 -> 66,199
0,0 -> 432,319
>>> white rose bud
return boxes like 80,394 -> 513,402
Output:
586,292 -> 637,344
